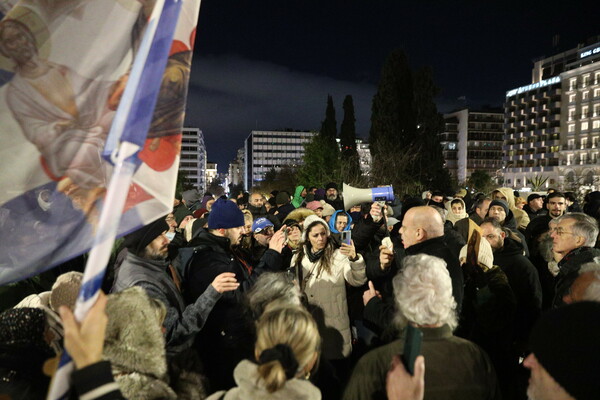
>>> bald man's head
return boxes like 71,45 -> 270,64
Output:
400,206 -> 445,248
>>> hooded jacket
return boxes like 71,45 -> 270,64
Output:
445,198 -> 468,226
292,186 -> 306,208
496,188 -> 530,231
328,210 -> 352,233
206,360 -> 321,400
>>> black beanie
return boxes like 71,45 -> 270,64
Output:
325,182 -> 338,191
122,217 -> 169,256
488,199 -> 509,216
530,302 -> 600,400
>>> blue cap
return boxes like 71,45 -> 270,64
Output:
252,217 -> 274,233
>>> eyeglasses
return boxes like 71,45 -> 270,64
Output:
553,228 -> 578,237
256,227 -> 274,235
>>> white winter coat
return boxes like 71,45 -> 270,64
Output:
292,249 -> 367,359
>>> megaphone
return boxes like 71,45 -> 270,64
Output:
343,183 -> 395,211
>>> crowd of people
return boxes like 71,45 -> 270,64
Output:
1,182 -> 600,400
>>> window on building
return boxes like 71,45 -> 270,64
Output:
569,94 -> 576,103
568,139 -> 575,149
583,106 -> 589,118
567,154 -> 574,165
569,108 -> 576,121
594,137 -> 599,148
595,88 -> 600,98
582,122 -> 589,131
594,120 -> 600,130
583,75 -> 590,87
595,104 -> 600,117
583,91 -> 590,100
582,138 -> 588,149
569,124 -> 576,133
570,78 -> 577,90
581,153 -> 588,164
596,72 -> 600,84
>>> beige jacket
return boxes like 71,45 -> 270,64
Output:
292,249 -> 366,359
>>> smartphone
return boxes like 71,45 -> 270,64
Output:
340,230 -> 351,245
401,325 -> 423,375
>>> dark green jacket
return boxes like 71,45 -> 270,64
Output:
343,325 -> 501,400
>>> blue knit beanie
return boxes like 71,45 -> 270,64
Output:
208,198 -> 245,229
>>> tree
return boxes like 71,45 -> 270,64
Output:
297,134 -> 340,188
339,95 -> 362,185
467,170 -> 494,194
321,95 -> 338,140
412,67 -> 453,193
369,49 -> 416,157
299,95 -> 340,186
255,165 -> 298,194
175,169 -> 195,195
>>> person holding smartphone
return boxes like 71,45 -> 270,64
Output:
291,215 -> 366,366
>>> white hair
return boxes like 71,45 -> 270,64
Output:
245,272 -> 302,318
393,254 -> 458,330
579,262 -> 600,302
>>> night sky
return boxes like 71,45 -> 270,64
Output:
184,0 -> 600,172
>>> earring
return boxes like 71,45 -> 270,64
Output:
304,370 -> 311,380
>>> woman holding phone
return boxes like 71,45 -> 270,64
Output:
291,215 -> 367,363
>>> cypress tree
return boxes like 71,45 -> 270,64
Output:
340,95 -> 358,158
369,49 -> 416,155
413,67 -> 452,193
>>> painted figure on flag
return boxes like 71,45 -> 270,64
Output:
0,0 -> 200,284
0,18 -> 120,213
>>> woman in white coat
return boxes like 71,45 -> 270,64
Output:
291,215 -> 367,361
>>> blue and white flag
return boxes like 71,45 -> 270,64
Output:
0,0 -> 201,286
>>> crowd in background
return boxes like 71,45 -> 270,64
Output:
1,182 -> 600,400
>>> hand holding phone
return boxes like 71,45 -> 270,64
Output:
401,325 -> 423,375
340,230 -> 352,246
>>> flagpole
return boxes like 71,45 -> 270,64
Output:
46,0 -> 180,397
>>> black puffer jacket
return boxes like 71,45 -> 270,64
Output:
183,230 -> 282,390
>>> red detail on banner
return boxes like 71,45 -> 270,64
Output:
170,40 -> 188,56
124,182 -> 154,212
189,27 -> 196,50
138,133 -> 182,172
40,156 -> 63,181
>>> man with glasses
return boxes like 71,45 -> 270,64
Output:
550,213 -> 600,308
250,217 -> 276,265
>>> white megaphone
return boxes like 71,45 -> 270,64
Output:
343,183 -> 395,211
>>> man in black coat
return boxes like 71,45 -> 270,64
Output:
400,206 -> 464,310
183,198 -> 285,391
480,218 -> 542,350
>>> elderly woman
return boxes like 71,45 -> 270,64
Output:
291,215 -> 367,361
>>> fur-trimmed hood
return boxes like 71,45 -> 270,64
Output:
104,287 -> 177,400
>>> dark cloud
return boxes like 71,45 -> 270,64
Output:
184,54 -> 376,169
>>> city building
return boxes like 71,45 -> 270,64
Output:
206,161 -> 218,186
503,36 -> 600,191
244,130 -> 315,190
355,138 -> 372,175
440,108 -> 504,184
228,148 -> 245,187
178,127 -> 207,192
